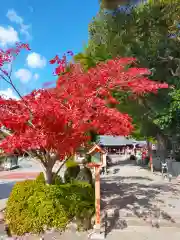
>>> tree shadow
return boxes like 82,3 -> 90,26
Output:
117,176 -> 153,181
112,168 -> 120,174
100,176 -> 180,235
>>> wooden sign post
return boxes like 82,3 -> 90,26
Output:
95,165 -> 101,230
87,144 -> 106,239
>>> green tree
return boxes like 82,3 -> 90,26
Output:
99,0 -> 134,9
74,0 -> 180,158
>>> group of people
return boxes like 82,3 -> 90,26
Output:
105,145 -> 147,156
125,146 -> 148,163
106,145 -> 148,159
99,145 -> 148,175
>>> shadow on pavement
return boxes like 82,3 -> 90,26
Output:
117,176 -> 153,181
0,182 -> 15,200
101,175 -> 180,235
112,168 -> 120,174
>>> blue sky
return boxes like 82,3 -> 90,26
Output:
0,0 -> 99,99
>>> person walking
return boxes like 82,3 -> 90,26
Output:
101,151 -> 107,174
142,148 -> 146,165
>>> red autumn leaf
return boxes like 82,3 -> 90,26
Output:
107,96 -> 119,105
49,59 -> 56,64
0,45 -> 168,162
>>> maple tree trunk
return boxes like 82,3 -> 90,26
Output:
45,167 -> 53,184
51,157 -> 69,183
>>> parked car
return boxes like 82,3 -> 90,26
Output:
0,149 -> 19,170
3,155 -> 19,170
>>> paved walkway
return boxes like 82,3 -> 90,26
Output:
1,155 -> 180,239
55,156 -> 180,240
99,156 -> 180,239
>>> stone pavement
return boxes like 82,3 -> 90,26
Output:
1,155 -> 180,239
41,228 -> 180,240
22,228 -> 180,240
99,156 -> 180,239
54,156 -> 180,240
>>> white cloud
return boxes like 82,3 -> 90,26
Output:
7,9 -> 23,24
6,9 -> 31,40
0,88 -> 18,99
14,68 -> 32,83
20,24 -> 31,39
0,26 -> 19,47
26,52 -> 46,69
33,73 -> 39,80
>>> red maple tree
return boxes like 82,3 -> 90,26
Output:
0,44 -> 168,183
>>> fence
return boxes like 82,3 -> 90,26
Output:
153,157 -> 180,177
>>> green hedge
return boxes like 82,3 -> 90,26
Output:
76,167 -> 93,185
35,172 -> 46,184
64,165 -> 80,183
65,155 -> 78,168
36,172 -> 63,185
5,174 -> 95,236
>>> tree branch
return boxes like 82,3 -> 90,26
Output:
0,68 -> 35,128
54,157 -> 68,176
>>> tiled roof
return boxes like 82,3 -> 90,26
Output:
98,135 -> 146,146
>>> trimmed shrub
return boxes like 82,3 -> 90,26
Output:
64,165 -> 80,183
65,155 -> 78,168
36,172 -> 63,185
52,173 -> 63,185
5,180 -> 95,235
56,182 -> 95,230
36,172 -> 46,184
76,167 -> 93,185
5,180 -> 53,235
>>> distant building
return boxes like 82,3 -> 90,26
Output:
97,135 -> 146,153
